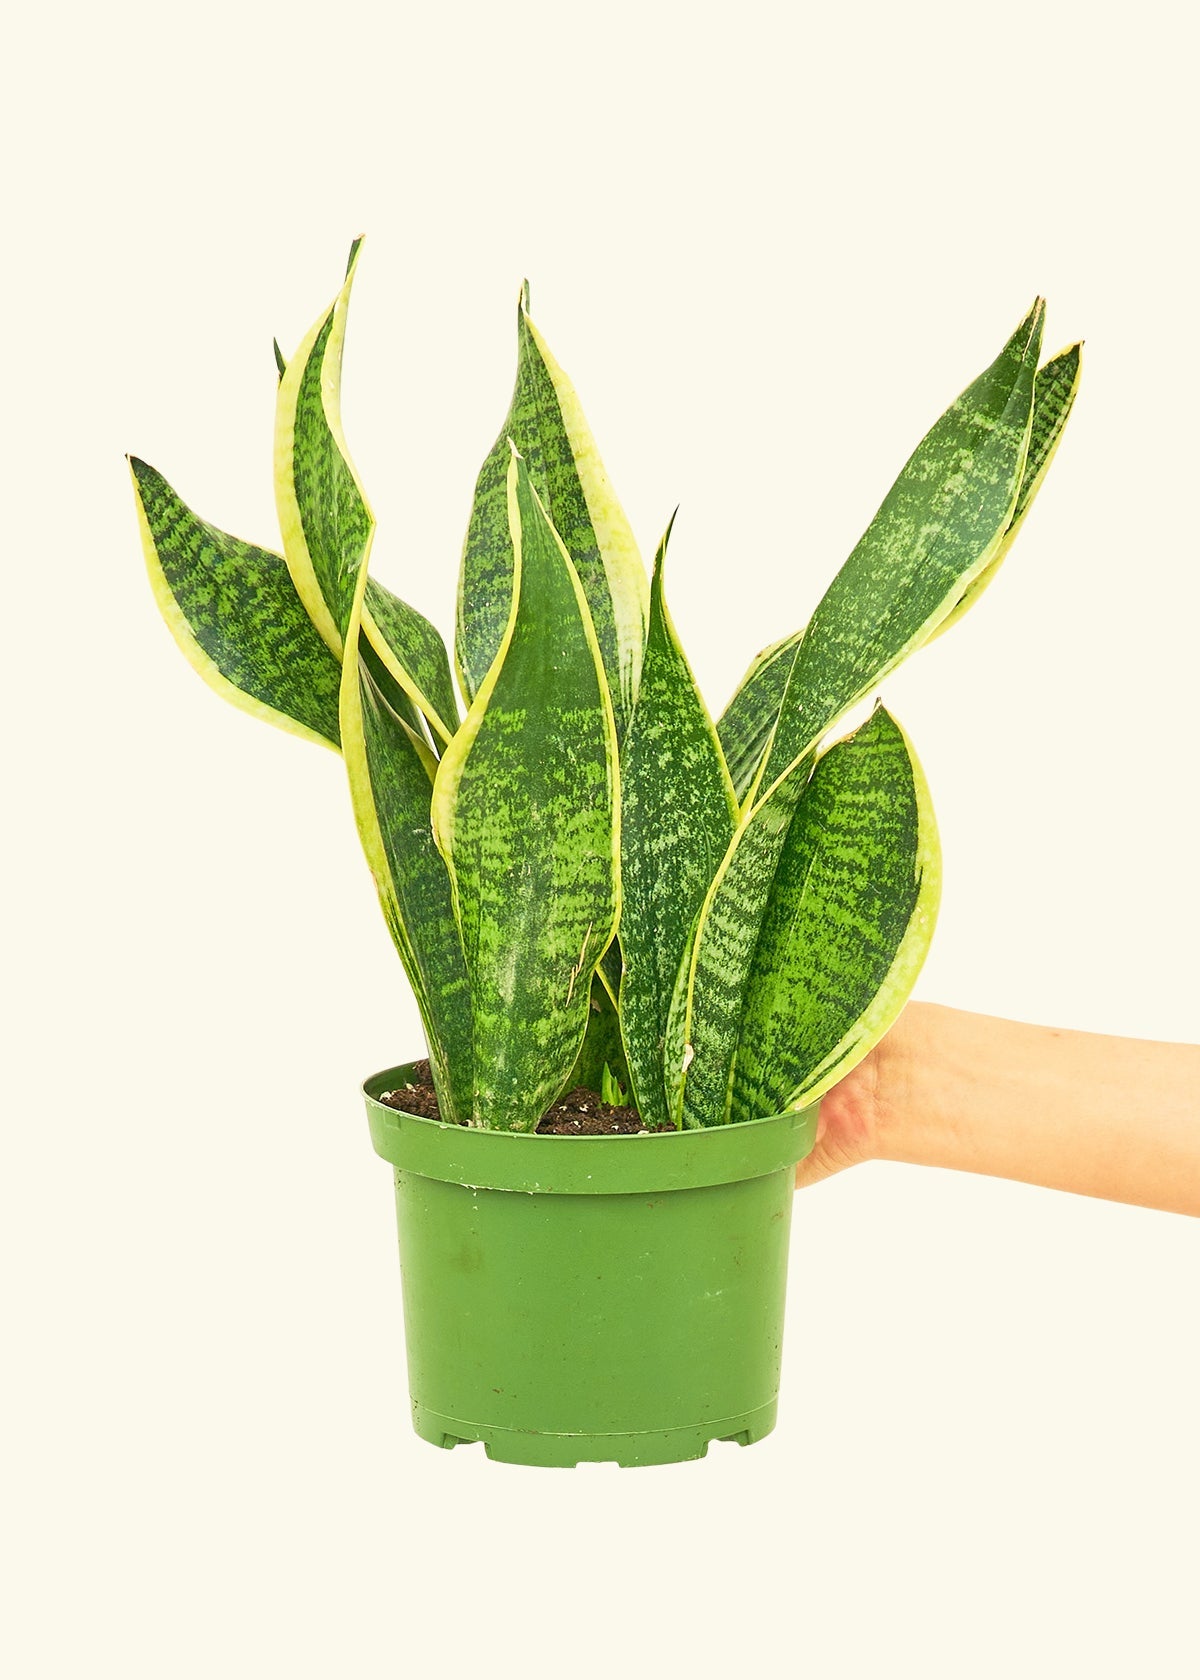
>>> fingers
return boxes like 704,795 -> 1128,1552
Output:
795,1141 -> 852,1190
793,1104 -> 865,1189
795,1108 -> 838,1188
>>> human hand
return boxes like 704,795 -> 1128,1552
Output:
793,1007 -> 912,1189
795,1002 -> 1199,1215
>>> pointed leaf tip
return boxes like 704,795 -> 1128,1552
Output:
346,236 -> 365,277
1021,296 -> 1047,354
458,284 -> 647,737
436,443 -> 620,1128
655,507 -> 680,560
619,500 -> 736,1126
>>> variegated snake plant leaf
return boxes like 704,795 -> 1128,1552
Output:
136,252 -> 1079,1132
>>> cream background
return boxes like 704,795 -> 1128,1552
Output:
3,2 -> 1197,1675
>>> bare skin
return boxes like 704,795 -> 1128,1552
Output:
802,1002 -> 1200,1217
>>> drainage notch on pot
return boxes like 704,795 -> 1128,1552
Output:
365,1061 -> 818,1468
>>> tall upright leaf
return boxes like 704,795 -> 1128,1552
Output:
274,244 -> 371,651
131,457 -> 342,750
457,285 -> 648,737
730,706 -> 940,1123
933,341 -> 1082,637
760,299 -> 1045,790
718,302 -> 1056,808
275,243 -> 459,749
279,251 -> 473,1120
670,302 -> 1043,1127
433,450 -> 620,1131
618,516 -> 738,1127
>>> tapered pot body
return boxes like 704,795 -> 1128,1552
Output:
365,1063 -> 817,1467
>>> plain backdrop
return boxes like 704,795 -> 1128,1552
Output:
3,2 -> 1197,1676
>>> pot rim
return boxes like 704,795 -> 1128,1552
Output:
364,1060 -> 819,1194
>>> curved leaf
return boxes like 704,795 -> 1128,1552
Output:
131,457 -> 341,750
274,246 -> 372,652
457,285 -> 647,736
275,248 -> 459,748
278,250 -> 473,1118
729,705 -> 940,1123
434,450 -> 620,1131
133,456 -> 439,759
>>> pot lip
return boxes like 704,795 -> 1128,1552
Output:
363,1060 -> 819,1195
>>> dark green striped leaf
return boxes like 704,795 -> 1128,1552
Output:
716,303 -> 1049,810
730,706 -> 939,1123
276,250 -> 472,1118
717,631 -> 802,804
363,578 -> 459,747
133,454 -> 447,761
720,344 -> 1081,806
131,457 -> 342,750
618,517 -> 737,1127
935,341 -> 1083,636
1010,342 -> 1083,532
456,285 -> 647,738
670,304 -> 1043,1125
274,247 -> 372,653
275,247 -> 461,749
359,636 -> 433,753
664,761 -> 811,1127
352,662 -> 474,1121
433,450 -> 620,1131
759,300 -> 1044,790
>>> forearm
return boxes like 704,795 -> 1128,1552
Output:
875,1004 -> 1200,1216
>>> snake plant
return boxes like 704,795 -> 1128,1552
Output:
133,245 -> 1079,1132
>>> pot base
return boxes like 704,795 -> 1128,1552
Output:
412,1400 -> 778,1468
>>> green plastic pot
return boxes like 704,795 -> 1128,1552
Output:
364,1062 -> 818,1468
